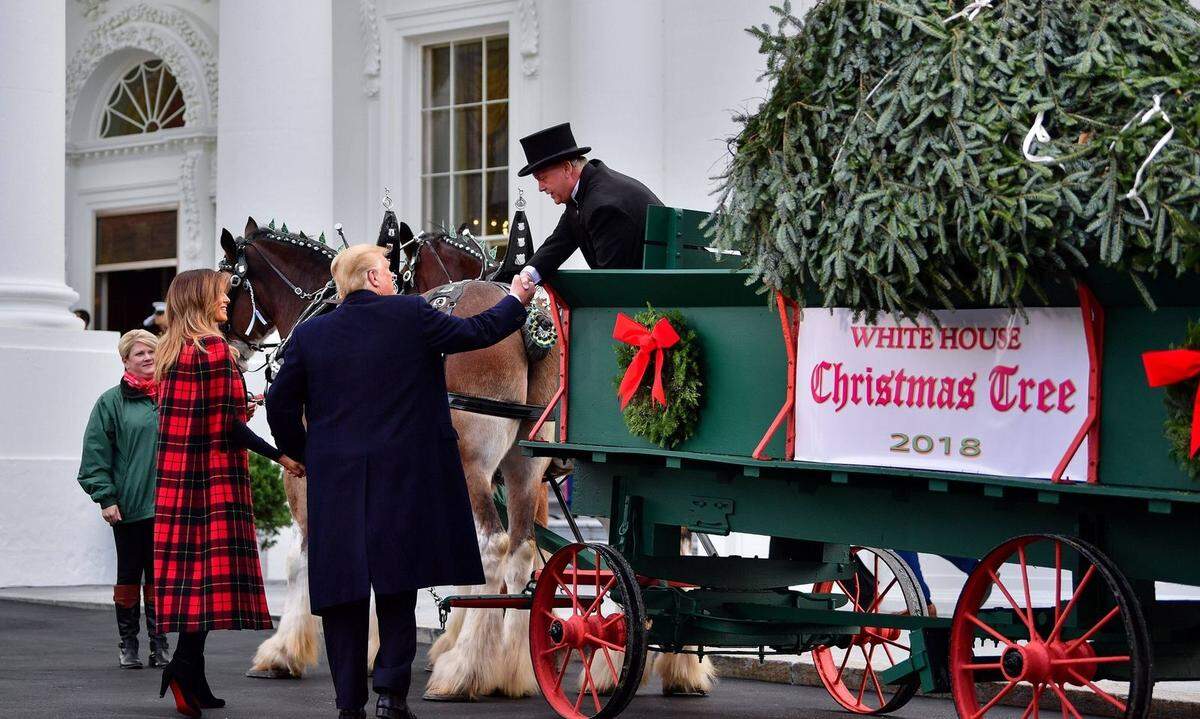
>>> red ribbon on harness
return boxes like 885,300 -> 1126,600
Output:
1143,349 -> 1200,457
613,313 -> 680,410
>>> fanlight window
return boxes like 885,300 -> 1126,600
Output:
100,60 -> 186,138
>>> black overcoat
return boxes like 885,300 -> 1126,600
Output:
265,289 -> 527,614
527,159 -> 663,281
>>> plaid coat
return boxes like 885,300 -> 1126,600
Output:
153,336 -> 272,633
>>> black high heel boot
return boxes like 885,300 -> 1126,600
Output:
158,657 -> 202,718
192,654 -> 225,709
143,584 -> 170,668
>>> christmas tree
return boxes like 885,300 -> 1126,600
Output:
710,0 -> 1200,319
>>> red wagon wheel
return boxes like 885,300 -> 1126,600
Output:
811,546 -> 928,714
949,534 -> 1152,719
529,543 -> 647,719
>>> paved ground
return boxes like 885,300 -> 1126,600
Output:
0,599 -> 1055,719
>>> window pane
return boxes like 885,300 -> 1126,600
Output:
454,173 -> 483,233
454,107 -> 482,171
486,36 -> 508,101
453,41 -> 482,104
425,175 -> 450,229
485,170 -> 508,237
424,110 -> 450,173
486,102 -> 508,168
96,211 -> 177,265
100,59 -> 187,138
426,45 -> 450,108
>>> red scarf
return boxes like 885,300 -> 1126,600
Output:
122,371 -> 158,401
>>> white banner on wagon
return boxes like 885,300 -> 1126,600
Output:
792,308 -> 1092,481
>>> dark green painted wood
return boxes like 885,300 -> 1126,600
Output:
564,304 -> 787,458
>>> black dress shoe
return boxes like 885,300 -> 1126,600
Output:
338,710 -> 366,719
376,692 -> 415,719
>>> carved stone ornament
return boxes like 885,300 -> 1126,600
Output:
518,0 -> 540,77
179,149 -> 203,260
66,4 -> 218,130
76,0 -> 109,22
360,0 -> 382,97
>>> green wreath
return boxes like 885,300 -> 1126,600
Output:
1163,321 -> 1200,479
613,305 -> 704,449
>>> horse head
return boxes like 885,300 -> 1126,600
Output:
219,216 -> 338,362
401,225 -> 499,295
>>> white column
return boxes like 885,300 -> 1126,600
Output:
216,0 -> 334,243
569,0 -> 666,195
0,1 -> 80,328
0,2 -> 123,587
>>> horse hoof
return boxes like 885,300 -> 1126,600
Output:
663,688 -> 708,698
245,668 -> 301,680
421,690 -> 476,703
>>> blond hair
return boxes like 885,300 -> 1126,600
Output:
117,330 -> 157,360
331,244 -> 388,299
155,269 -> 235,382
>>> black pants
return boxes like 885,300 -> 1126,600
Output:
321,592 -> 418,710
112,518 -> 154,585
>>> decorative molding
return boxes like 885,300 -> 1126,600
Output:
518,0 -> 540,77
179,149 -> 204,260
66,4 -> 218,132
66,127 -> 216,162
76,0 -> 110,22
360,0 -> 382,97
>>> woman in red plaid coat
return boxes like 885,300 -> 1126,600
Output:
152,269 -> 304,717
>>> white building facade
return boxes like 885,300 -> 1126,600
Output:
1,0 -> 780,587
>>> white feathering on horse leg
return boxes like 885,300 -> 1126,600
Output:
657,649 -> 715,696
249,534 -> 321,676
496,539 -> 539,697
366,591 -> 379,673
424,532 -> 510,700
426,585 -> 469,671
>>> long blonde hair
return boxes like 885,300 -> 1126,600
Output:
155,269 -> 235,382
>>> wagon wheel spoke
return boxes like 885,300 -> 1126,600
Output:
554,647 -> 574,691
1064,605 -> 1121,654
1018,546 -> 1038,639
987,566 -> 1037,640
1019,684 -> 1043,719
965,612 -> 1018,648
1050,655 -> 1129,667
1048,566 -> 1096,643
579,648 -> 603,714
867,576 -> 898,614
601,645 -> 620,684
970,679 -> 1018,719
868,660 -> 887,708
1047,682 -> 1083,719
1053,542 -> 1063,629
582,576 -> 617,618
835,644 -> 853,684
1066,668 -> 1127,712
855,644 -> 875,704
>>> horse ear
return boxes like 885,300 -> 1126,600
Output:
245,216 -> 259,237
399,222 -> 414,244
220,228 -> 238,258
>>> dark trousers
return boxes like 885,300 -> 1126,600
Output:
112,518 -> 154,585
321,592 -> 418,710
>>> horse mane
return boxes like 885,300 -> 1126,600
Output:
247,226 -> 338,271
418,226 -> 492,266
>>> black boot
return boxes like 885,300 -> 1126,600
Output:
143,584 -> 170,668
114,584 -> 143,670
159,656 -> 202,717
376,692 -> 415,719
338,711 -> 366,719
192,654 -> 225,709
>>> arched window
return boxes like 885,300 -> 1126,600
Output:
99,59 -> 186,138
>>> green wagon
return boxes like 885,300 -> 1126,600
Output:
443,207 -> 1200,719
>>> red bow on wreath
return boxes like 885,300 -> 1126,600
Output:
613,313 -> 680,409
1143,349 -> 1200,458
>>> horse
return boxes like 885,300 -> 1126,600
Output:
219,215 -> 556,699
222,215 -> 714,700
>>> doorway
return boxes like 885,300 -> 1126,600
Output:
94,210 -> 177,333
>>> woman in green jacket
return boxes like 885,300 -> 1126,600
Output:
78,329 -> 170,670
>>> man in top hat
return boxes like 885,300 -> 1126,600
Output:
516,122 -> 663,284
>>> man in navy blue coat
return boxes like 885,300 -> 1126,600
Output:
265,244 -> 534,719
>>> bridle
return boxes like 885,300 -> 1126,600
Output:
401,229 -> 496,293
219,232 -> 338,375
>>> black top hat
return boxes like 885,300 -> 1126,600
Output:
517,123 -> 591,177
